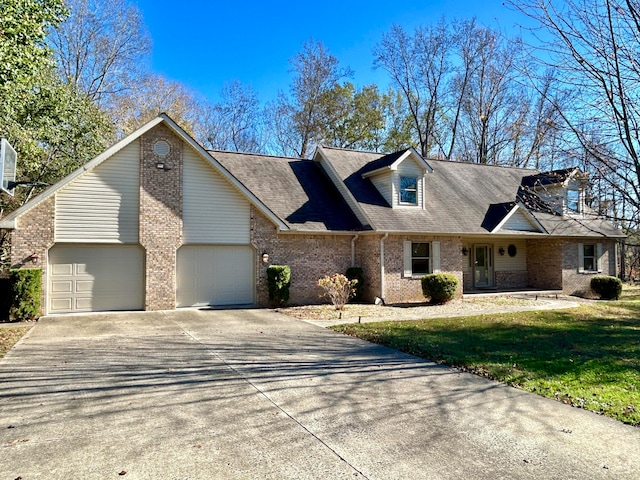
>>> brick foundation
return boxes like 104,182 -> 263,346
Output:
495,271 -> 528,289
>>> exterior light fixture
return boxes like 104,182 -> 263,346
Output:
155,162 -> 172,171
499,247 -> 505,256
29,252 -> 39,264
261,252 -> 269,263
461,247 -> 468,256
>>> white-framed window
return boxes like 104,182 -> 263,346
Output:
404,240 -> 440,277
400,176 -> 418,204
578,242 -> 602,273
411,242 -> 430,275
566,188 -> 581,213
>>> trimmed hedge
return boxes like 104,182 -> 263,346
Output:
267,265 -> 291,307
421,273 -> 459,304
9,268 -> 42,321
590,275 -> 622,300
345,267 -> 364,303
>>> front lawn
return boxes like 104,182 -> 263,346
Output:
331,296 -> 640,426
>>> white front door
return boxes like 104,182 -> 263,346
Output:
474,244 -> 493,288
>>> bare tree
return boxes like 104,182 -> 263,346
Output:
200,81 -> 265,153
49,0 -> 151,107
373,20 -> 453,157
270,40 -> 352,158
454,26 -> 525,164
510,0 -> 640,225
110,73 -> 202,137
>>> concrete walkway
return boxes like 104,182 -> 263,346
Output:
0,309 -> 638,479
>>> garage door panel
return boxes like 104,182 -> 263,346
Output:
51,298 -> 72,311
51,264 -> 72,275
51,280 -> 72,293
177,245 -> 253,307
48,245 -> 144,314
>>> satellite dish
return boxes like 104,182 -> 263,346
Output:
1,138 -> 17,196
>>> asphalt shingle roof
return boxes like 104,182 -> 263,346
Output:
209,145 -> 621,238
211,150 -> 365,232
318,146 -> 623,238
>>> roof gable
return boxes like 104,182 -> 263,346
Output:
483,202 -> 547,234
361,148 -> 433,178
0,114 -> 286,231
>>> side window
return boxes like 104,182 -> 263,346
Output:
578,243 -> 602,273
567,189 -> 580,213
411,242 -> 430,276
400,176 -> 418,204
582,244 -> 596,272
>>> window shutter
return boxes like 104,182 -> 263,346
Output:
577,243 -> 584,273
403,240 -> 412,277
432,241 -> 441,273
597,243 -> 603,273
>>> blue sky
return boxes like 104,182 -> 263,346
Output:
135,0 -> 533,104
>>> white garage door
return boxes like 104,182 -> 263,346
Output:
177,245 -> 254,307
48,244 -> 144,314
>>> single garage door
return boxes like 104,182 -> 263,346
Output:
48,244 -> 144,314
176,245 -> 254,307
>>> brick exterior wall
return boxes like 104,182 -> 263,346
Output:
9,197 -> 55,315
526,239 -> 563,289
380,235 -> 463,304
139,125 -> 183,310
355,235 -> 382,303
495,271 -> 528,289
251,221 -> 465,306
562,239 -> 617,297
251,207 -> 353,305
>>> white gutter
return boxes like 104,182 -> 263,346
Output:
380,232 -> 389,301
351,234 -> 359,267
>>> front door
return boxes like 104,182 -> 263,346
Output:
474,244 -> 493,288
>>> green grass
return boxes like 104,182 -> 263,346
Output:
331,295 -> 640,426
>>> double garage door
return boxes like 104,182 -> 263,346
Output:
48,244 -> 254,313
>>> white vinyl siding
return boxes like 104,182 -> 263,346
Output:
48,244 -> 144,313
55,140 -> 140,242
403,240 -> 440,277
370,174 -> 393,206
183,147 -> 250,243
176,245 -> 254,307
494,240 -> 526,271
502,210 -> 539,232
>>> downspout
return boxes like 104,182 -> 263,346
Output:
351,234 -> 359,267
380,233 -> 389,302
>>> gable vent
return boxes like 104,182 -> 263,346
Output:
153,140 -> 171,157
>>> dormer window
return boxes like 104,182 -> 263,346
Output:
400,176 -> 418,204
566,188 -> 581,213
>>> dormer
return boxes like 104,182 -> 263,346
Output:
520,167 -> 587,216
361,148 -> 433,209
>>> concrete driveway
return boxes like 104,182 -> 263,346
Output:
0,309 -> 638,479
